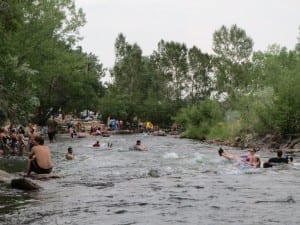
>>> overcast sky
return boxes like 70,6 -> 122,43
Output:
74,0 -> 300,68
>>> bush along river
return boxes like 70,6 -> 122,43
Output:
0,134 -> 299,225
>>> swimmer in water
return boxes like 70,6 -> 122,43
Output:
93,141 -> 100,147
219,147 -> 260,168
65,147 -> 74,160
133,140 -> 148,151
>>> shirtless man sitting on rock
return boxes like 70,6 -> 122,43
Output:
27,135 -> 53,176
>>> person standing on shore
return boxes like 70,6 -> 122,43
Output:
27,124 -> 38,151
17,126 -> 26,156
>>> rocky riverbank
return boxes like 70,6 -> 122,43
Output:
205,133 -> 300,153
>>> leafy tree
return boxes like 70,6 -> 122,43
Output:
112,34 -> 145,105
141,58 -> 173,126
251,45 -> 300,135
188,46 -> 213,102
103,34 -> 148,123
0,0 -> 106,125
212,24 -> 253,98
5,0 -> 107,125
151,40 -> 189,102
272,70 -> 300,134
0,0 -> 37,125
99,85 -> 131,124
103,34 -> 178,127
174,100 -> 224,139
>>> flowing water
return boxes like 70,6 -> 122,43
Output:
0,134 -> 299,225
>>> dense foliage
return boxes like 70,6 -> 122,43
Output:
0,0 -> 105,125
0,1 -> 299,140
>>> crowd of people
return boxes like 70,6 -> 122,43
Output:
0,125 -> 27,156
0,119 -> 296,178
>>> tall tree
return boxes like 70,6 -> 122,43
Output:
212,24 -> 253,98
105,33 -> 146,122
188,46 -> 213,102
112,34 -> 145,104
0,0 -> 37,125
252,46 -> 300,135
151,40 -> 189,102
0,0 -> 106,125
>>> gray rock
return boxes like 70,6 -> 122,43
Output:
11,178 -> 41,191
148,169 -> 160,178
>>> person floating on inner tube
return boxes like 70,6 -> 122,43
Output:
263,150 -> 293,168
218,147 -> 261,168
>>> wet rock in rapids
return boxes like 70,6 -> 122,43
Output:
11,178 -> 41,191
148,169 -> 160,178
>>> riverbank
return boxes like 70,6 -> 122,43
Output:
181,130 -> 300,153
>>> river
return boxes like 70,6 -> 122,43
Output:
0,134 -> 299,225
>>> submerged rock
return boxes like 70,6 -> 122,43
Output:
148,169 -> 160,178
11,178 -> 41,191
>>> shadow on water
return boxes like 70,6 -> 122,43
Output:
0,134 -> 300,225
0,191 -> 34,214
0,156 -> 27,173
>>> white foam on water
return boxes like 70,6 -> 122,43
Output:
163,152 -> 179,159
291,162 -> 300,169
193,152 -> 205,163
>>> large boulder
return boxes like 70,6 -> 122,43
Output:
11,178 -> 41,190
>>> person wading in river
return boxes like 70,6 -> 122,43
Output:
27,136 -> 53,176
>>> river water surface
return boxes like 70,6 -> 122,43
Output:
0,134 -> 299,225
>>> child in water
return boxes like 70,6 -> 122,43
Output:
65,147 -> 74,160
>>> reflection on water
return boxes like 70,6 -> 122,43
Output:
1,134 -> 300,225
